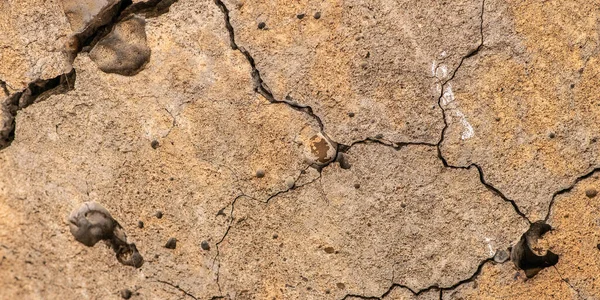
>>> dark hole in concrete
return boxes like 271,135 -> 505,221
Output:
510,221 -> 558,278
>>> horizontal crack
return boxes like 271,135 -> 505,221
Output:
342,258 -> 496,300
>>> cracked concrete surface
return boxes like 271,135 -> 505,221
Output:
1,0 -> 599,299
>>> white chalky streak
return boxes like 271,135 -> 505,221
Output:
433,60 -> 475,140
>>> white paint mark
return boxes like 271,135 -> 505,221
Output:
485,238 -> 495,256
435,63 -> 475,140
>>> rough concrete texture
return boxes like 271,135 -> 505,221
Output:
0,0 -> 72,93
223,0 -> 482,145
440,0 -> 600,221
1,0 -> 599,299
217,144 -> 527,299
443,173 -> 600,299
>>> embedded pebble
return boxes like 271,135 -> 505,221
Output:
494,249 -> 510,263
348,112 -> 355,117
354,183 -> 360,189
285,177 -> 295,189
137,221 -> 144,228
165,238 -> 177,249
314,12 -> 321,19
297,13 -> 305,19
120,289 -> 132,299
151,140 -> 159,149
155,211 -> 163,219
89,16 -> 151,76
201,240 -> 210,250
336,153 -> 351,169
256,169 -> 265,178
258,22 -> 266,29
586,189 -> 598,198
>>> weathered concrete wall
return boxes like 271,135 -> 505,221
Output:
0,0 -> 598,299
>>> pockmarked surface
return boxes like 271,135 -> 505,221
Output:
1,0 -> 598,299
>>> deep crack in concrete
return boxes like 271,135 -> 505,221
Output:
0,0 -> 180,151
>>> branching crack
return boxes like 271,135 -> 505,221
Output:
433,0 -> 531,225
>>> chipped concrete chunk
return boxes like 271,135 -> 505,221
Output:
90,16 -> 151,75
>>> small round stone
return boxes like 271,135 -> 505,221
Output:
336,153 -> 351,169
297,13 -> 305,19
336,282 -> 345,289
314,12 -> 321,19
137,221 -> 144,229
597,243 -> 600,250
375,134 -> 384,139
272,233 -> 278,239
120,289 -> 132,299
256,169 -> 265,178
586,189 -> 598,198
324,247 -> 335,253
155,211 -> 163,219
258,22 -> 266,29
493,249 -> 509,263
348,112 -> 355,117
495,117 -> 501,122
285,177 -> 295,189
165,238 -> 177,249
201,240 -> 210,250
548,132 -> 556,139
570,83 -> 575,89
151,140 -> 160,149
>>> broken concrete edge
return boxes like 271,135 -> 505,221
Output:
0,69 -> 77,149
0,0 -> 181,151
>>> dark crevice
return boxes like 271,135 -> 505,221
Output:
212,0 -> 326,132
1,69 -> 76,150
0,79 -> 9,97
510,221 -> 558,278
155,280 -> 198,300
338,137 -> 437,153
544,167 -> 600,221
1,0 -> 179,151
